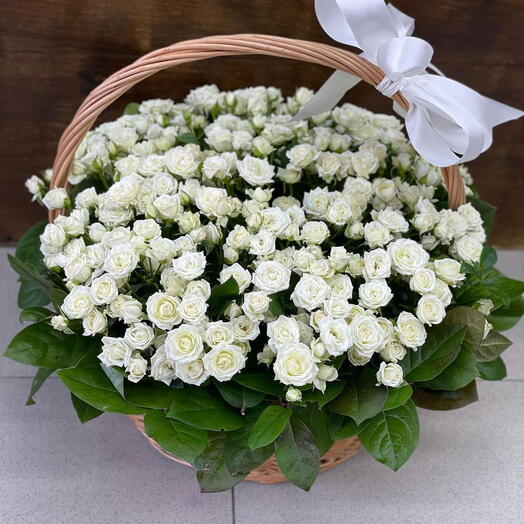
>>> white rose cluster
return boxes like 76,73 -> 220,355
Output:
32,84 -> 483,392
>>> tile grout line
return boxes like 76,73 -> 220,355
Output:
231,486 -> 236,524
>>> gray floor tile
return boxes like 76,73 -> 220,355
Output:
495,250 -> 524,379
234,380 -> 524,524
0,379 -> 232,524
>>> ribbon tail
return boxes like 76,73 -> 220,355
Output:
292,70 -> 361,121
484,96 -> 524,127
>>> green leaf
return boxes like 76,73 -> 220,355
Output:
443,306 -> 485,349
18,279 -> 50,309
214,380 -> 265,408
143,410 -> 208,464
268,293 -> 285,316
19,307 -> 54,323
475,331 -> 512,362
247,405 -> 292,450
477,357 -> 507,381
70,393 -> 103,423
14,221 -> 52,309
125,379 -> 177,409
328,368 -> 387,424
479,245 -> 497,269
4,322 -> 99,369
419,345 -> 478,391
402,324 -> 465,382
58,365 -> 144,414
8,255 -> 66,309
235,371 -> 285,397
301,380 -> 346,407
412,381 -> 478,410
25,367 -> 54,405
123,102 -> 140,115
207,277 -> 239,318
274,418 -> 320,491
195,433 -> 247,492
358,400 -> 419,471
224,415 -> 274,475
384,384 -> 413,411
333,418 -> 358,440
490,296 -> 524,331
177,132 -> 199,144
101,364 -> 125,397
469,196 -> 496,235
457,268 -> 524,308
294,405 -> 333,455
167,387 -> 244,431
16,220 -> 47,264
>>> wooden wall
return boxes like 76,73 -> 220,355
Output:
1,0 -> 523,245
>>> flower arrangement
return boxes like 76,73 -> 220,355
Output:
6,84 -> 524,492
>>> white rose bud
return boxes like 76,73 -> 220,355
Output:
433,258 -> 465,286
126,354 -> 148,383
285,388 -> 303,403
376,361 -> 403,387
42,188 -> 69,210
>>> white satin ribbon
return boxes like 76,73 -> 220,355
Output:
295,0 -> 523,167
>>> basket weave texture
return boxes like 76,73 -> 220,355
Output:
48,34 -> 467,483
129,414 -> 361,484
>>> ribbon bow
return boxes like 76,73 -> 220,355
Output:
295,0 -> 523,167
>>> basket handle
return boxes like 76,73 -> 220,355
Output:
49,34 -> 465,220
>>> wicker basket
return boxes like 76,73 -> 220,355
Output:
128,414 -> 361,484
48,34 -> 467,483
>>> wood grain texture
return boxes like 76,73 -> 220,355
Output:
1,0 -> 523,245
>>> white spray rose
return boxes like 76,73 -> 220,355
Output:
165,146 -> 199,178
179,294 -> 208,324
363,248 -> 391,280
350,314 -> 384,356
291,274 -> 330,311
358,279 -> 393,309
42,188 -> 69,210
267,316 -> 301,352
252,261 -> 291,293
380,340 -> 407,363
434,258 -> 465,286
172,251 -> 206,280
409,267 -> 436,294
301,221 -> 330,245
451,235 -> 483,264
220,263 -> 252,293
98,336 -> 132,367
242,291 -> 270,321
61,286 -> 94,319
364,221 -> 392,248
203,345 -> 246,381
319,316 -> 352,356
416,294 -> 446,325
165,324 -> 204,362
237,155 -> 275,185
150,347 -> 177,385
376,361 -> 403,387
176,359 -> 209,386
273,343 -> 318,386
124,322 -> 155,350
387,238 -> 429,275
103,243 -> 139,279
204,321 -> 235,348
90,275 -> 119,305
396,312 -> 427,349
146,292 -> 181,330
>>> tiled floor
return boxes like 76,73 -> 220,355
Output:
1,248 -> 523,524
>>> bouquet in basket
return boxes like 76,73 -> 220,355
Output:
5,0 -> 523,493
